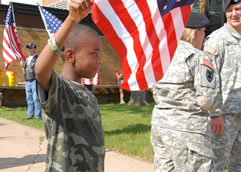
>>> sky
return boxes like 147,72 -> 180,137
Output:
2,0 -> 41,5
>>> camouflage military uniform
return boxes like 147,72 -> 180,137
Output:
204,24 -> 241,172
151,40 -> 221,171
37,71 -> 105,172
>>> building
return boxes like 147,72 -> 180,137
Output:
42,0 -> 68,9
0,2 -> 120,85
0,2 -> 123,106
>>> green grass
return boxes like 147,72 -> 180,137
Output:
0,103 -> 154,161
100,103 -> 154,161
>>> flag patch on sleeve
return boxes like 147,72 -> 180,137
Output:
205,45 -> 216,55
203,58 -> 214,70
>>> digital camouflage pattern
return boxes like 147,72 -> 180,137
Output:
152,40 -> 221,134
204,24 -> 241,172
151,40 -> 221,171
37,71 -> 105,172
151,126 -> 215,172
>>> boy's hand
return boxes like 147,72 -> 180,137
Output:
68,0 -> 92,23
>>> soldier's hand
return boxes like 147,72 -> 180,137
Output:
68,0 -> 92,23
210,116 -> 224,135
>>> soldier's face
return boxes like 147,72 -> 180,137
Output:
226,2 -> 241,32
194,27 -> 206,50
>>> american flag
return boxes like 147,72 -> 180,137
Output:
92,0 -> 194,91
38,5 -> 63,37
39,5 -> 99,85
2,2 -> 26,69
81,72 -> 99,86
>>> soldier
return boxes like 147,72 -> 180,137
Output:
204,0 -> 241,171
150,12 -> 222,171
34,0 -> 104,171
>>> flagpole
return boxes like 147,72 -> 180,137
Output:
38,4 -> 51,37
10,2 -> 18,36
9,1 -> 25,62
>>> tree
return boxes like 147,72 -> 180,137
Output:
199,0 -> 207,14
128,90 -> 150,106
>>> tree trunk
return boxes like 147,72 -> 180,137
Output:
199,0 -> 207,14
128,90 -> 149,106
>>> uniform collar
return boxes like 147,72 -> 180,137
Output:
224,23 -> 241,39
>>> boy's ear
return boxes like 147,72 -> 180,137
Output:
64,48 -> 75,63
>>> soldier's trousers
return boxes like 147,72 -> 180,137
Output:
212,114 -> 241,172
151,125 -> 216,172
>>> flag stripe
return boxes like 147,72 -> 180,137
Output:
81,73 -> 99,85
92,2 -> 131,90
135,0 -> 163,87
110,1 -> 148,90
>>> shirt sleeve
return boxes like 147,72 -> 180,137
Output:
204,37 -> 224,117
188,51 -> 222,112
36,70 -> 61,117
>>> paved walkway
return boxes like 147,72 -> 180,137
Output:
0,117 -> 154,172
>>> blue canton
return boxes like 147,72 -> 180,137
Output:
39,6 -> 63,34
157,0 -> 194,16
5,2 -> 14,25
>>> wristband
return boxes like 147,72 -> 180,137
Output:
48,35 -> 65,55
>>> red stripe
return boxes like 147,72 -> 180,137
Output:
4,28 -> 17,61
162,13 -> 177,61
3,29 -> 15,61
180,6 -> 192,26
9,27 -> 24,59
89,79 -> 94,85
81,78 -> 85,85
92,4 -> 131,90
135,0 -> 163,83
3,26 -> 26,69
109,1 -> 148,90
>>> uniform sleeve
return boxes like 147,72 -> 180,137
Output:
187,51 -> 222,112
204,36 -> 224,73
203,36 -> 224,116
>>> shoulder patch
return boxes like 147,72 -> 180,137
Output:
205,45 -> 216,55
203,58 -> 214,71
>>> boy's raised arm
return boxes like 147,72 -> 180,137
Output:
35,0 -> 92,91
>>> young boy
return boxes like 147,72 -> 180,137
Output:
34,0 -> 105,171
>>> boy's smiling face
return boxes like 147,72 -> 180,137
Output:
74,34 -> 102,79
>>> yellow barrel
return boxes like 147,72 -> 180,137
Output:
6,70 -> 16,87
0,70 -> 3,86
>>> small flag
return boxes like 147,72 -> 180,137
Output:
3,2 -> 26,69
203,58 -> 214,70
81,72 -> 99,85
38,5 -> 63,37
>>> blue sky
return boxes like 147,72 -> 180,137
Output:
2,0 -> 41,5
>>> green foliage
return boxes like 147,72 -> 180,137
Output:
0,103 -> 154,161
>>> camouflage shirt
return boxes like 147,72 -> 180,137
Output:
204,24 -> 241,115
37,71 -> 105,172
152,40 -> 221,134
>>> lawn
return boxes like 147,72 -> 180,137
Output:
0,104 -> 229,171
0,103 -> 154,161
